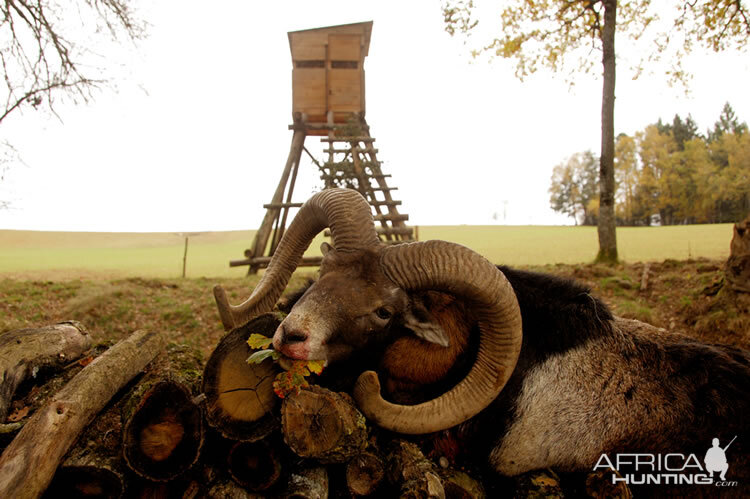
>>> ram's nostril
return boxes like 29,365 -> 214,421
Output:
280,324 -> 308,345
286,331 -> 308,344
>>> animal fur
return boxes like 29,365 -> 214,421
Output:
279,265 -> 750,476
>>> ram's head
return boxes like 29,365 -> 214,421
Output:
214,189 -> 522,434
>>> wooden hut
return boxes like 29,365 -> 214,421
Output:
288,21 -> 372,132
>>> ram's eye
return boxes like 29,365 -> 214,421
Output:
375,307 -> 392,320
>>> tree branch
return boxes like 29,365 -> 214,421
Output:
0,0 -> 144,125
0,77 -> 97,123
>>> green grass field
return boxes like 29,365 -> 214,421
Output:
0,224 -> 733,279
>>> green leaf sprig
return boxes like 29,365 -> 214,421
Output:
246,333 -> 325,398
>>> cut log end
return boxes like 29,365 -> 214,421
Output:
138,410 -> 186,462
202,314 -> 282,441
282,385 -> 367,463
215,348 -> 276,422
123,381 -> 203,481
227,440 -> 282,491
0,330 -> 165,499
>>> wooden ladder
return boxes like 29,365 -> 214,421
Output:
232,120 -> 414,274
319,126 -> 413,244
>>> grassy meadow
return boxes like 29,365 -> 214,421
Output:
0,223 -> 734,279
1,223 -> 747,362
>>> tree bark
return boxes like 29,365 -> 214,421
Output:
44,390 -> 127,499
640,263 -> 650,292
597,0 -> 619,264
0,344 -> 109,451
386,440 -> 445,499
282,466 -> 329,499
440,469 -> 486,498
346,450 -> 385,496
0,321 -> 92,422
281,385 -> 367,463
0,329 -> 165,499
202,314 -> 281,441
726,215 -> 750,292
122,344 -> 205,482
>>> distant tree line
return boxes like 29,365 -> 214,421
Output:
550,102 -> 750,226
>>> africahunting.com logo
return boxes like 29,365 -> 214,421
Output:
593,437 -> 739,487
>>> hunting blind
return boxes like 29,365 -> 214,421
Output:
233,21 -> 414,274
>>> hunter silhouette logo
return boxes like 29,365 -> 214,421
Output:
705,436 -> 736,482
593,436 -> 740,487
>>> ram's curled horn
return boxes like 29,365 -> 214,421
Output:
353,241 -> 523,434
213,188 -> 380,330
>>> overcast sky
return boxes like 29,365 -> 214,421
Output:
1,1 -> 748,232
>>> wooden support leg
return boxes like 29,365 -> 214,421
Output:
246,129 -> 306,274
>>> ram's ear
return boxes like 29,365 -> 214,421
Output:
402,297 -> 450,347
320,242 -> 333,255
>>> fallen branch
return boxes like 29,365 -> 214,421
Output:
45,392 -> 127,498
0,321 -> 92,421
0,330 -> 165,499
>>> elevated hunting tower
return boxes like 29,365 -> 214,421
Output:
290,21 -> 370,129
232,21 -> 414,274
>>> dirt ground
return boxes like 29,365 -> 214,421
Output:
1,258 -> 748,356
544,258 -> 749,351
1,259 -> 748,498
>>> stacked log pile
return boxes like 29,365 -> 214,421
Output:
0,317 -> 631,498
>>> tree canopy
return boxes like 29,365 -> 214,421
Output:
550,103 -> 750,226
443,0 -> 749,263
0,0 -> 145,125
549,150 -> 599,226
443,1 -> 749,84
0,0 -> 144,209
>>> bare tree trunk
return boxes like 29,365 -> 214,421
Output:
726,215 -> 750,292
597,0 -> 619,264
